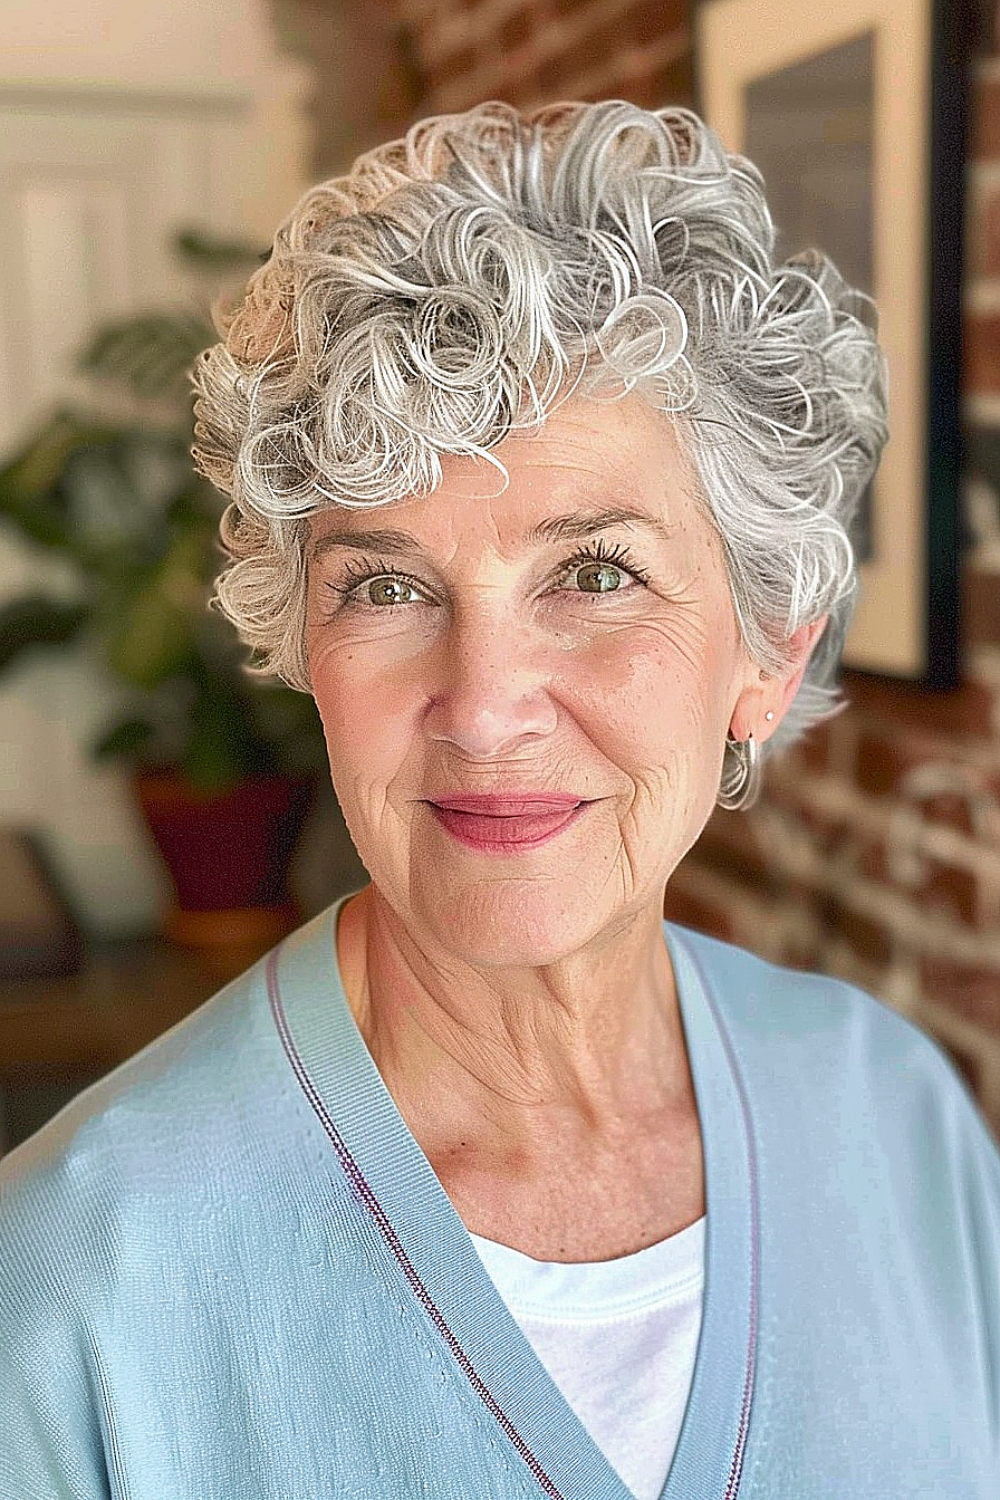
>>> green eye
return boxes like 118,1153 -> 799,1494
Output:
560,539 -> 649,595
575,562 -> 624,593
367,577 -> 418,606
323,538 -> 649,616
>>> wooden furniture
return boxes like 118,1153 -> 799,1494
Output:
0,939 -> 230,1085
0,937 -> 272,1152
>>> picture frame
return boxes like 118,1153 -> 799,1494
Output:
693,0 -> 971,685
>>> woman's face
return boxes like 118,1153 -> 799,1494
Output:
306,393 -> 768,966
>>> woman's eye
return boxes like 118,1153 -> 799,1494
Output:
568,560 -> 629,594
321,562 -> 426,612
321,541 -> 648,615
558,543 -> 649,596
362,576 -> 422,607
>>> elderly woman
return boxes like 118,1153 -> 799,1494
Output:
2,100 -> 999,1500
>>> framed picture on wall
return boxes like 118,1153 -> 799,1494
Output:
694,0 -> 970,685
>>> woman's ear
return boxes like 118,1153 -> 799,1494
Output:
730,615 -> 830,744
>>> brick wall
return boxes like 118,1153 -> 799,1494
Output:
305,0 -> 1000,1132
390,0 -> 691,113
671,48 -> 1000,1136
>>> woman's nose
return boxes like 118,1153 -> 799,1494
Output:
423,605 -> 559,758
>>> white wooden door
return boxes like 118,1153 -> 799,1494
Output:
0,14 -> 311,931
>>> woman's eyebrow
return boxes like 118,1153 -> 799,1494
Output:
308,506 -> 676,562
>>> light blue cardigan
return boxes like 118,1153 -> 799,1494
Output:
2,888 -> 999,1499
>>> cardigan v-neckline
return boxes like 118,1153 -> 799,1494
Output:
268,891 -> 759,1500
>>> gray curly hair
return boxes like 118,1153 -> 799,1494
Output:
191,98 -> 888,773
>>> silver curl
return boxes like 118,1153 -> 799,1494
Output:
191,99 -> 888,776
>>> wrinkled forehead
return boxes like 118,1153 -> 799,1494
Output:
305,392 -> 719,565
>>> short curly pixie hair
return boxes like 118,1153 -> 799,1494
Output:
191,98 -> 888,771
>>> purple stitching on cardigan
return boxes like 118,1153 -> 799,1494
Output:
265,945 -> 569,1500
678,938 -> 760,1500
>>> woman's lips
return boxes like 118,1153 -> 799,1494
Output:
427,798 -> 587,851
429,794 -> 582,815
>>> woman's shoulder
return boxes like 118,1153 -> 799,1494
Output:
668,918 -> 944,1060
666,919 -> 994,1137
668,919 -> 1000,1202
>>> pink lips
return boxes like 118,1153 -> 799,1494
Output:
430,794 -> 582,815
427,793 -> 587,851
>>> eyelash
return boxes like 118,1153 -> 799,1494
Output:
321,538 -> 651,611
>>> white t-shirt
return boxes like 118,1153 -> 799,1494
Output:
469,1216 -> 705,1500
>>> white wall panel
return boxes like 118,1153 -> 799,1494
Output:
0,11 -> 311,932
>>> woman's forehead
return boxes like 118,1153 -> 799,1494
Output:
464,393 -> 687,484
307,394 -> 703,550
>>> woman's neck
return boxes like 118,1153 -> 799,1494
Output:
335,885 -> 706,1260
335,883 -> 695,1150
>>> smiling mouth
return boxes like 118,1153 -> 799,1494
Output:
428,795 -> 584,815
427,801 -> 587,851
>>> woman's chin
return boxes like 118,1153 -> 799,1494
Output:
407,874 -> 612,970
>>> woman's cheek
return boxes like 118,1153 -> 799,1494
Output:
567,621 -> 705,739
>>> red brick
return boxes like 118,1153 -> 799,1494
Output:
843,670 -> 997,740
427,42 -> 478,88
919,790 -> 978,838
978,873 -> 1000,931
662,879 -> 735,941
855,735 -> 999,840
917,859 -> 981,926
766,788 -> 860,858
566,16 -> 629,74
622,0 -> 687,41
761,780 -> 851,857
777,924 -> 827,974
964,310 -> 1000,394
622,71 -> 668,109
920,954 -> 1000,1031
964,565 -> 1000,648
689,809 -> 779,891
654,52 -> 695,108
796,722 -> 832,774
822,897 -> 894,969
600,57 -> 695,112
971,75 -> 1000,159
921,1023 -> 988,1102
533,50 -> 576,96
848,838 -> 881,882
966,173 -> 1000,277
855,732 -> 934,797
498,7 -> 534,50
856,831 -> 988,928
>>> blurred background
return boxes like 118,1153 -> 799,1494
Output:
2,0 -> 1000,1153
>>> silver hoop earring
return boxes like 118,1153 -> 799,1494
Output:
716,731 -> 762,812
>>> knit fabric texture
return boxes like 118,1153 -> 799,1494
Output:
2,888 -> 999,1498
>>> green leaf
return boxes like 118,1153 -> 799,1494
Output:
77,312 -> 215,400
100,586 -> 196,686
172,227 -> 268,272
98,524 -> 214,686
0,411 -> 113,550
90,716 -> 156,762
180,691 -> 269,791
0,230 -> 327,789
247,682 -> 328,774
0,595 -> 87,672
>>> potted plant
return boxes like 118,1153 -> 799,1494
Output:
0,232 -> 331,960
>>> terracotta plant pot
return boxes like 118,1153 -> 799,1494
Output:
134,770 -> 317,970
